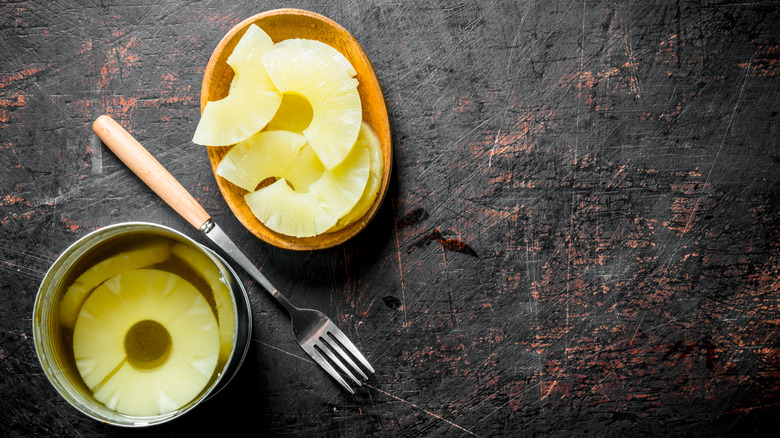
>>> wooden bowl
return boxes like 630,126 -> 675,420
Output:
200,9 -> 392,251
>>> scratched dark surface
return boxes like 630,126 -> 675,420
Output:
2,0 -> 779,436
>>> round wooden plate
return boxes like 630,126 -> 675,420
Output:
200,9 -> 392,251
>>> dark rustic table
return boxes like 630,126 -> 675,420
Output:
2,1 -> 779,436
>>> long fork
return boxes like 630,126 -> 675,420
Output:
93,115 -> 374,393
205,220 -> 375,393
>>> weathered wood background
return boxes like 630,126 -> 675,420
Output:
2,0 -> 779,436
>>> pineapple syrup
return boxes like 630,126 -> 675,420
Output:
53,230 -> 231,416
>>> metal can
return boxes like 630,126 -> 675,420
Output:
33,222 -> 252,427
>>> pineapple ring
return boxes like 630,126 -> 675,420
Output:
245,136 -> 371,237
329,122 -> 384,232
192,24 -> 282,146
245,179 -> 338,238
73,269 -> 219,417
171,243 -> 235,365
59,241 -> 171,329
215,130 -> 323,193
261,44 -> 361,170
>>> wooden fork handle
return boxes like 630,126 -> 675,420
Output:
92,115 -> 211,230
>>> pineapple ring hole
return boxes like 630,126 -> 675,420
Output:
124,319 -> 172,370
255,176 -> 297,192
267,92 -> 313,133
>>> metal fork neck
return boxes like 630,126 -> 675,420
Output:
202,222 -> 297,315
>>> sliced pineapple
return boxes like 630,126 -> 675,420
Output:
59,241 -> 171,329
73,269 -> 219,417
283,143 -> 326,193
329,122 -> 384,231
274,38 -> 357,77
245,135 -> 371,237
192,24 -> 282,146
246,179 -> 338,237
226,23 -> 273,72
171,243 -> 235,365
216,130 -> 324,193
261,45 -> 361,170
308,134 -> 371,217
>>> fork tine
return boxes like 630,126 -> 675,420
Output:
302,344 -> 354,394
328,325 -> 375,374
316,339 -> 362,386
325,332 -> 368,381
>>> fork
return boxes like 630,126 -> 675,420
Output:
92,115 -> 374,393
204,218 -> 375,393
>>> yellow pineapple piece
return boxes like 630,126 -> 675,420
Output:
215,130 -> 323,193
282,143 -> 326,193
170,243 -> 235,365
245,135 -> 371,237
72,269 -> 219,417
274,38 -> 357,77
245,179 -> 338,237
59,241 -> 171,329
308,133 -> 371,217
329,122 -> 384,231
261,45 -> 361,169
192,24 -> 282,146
